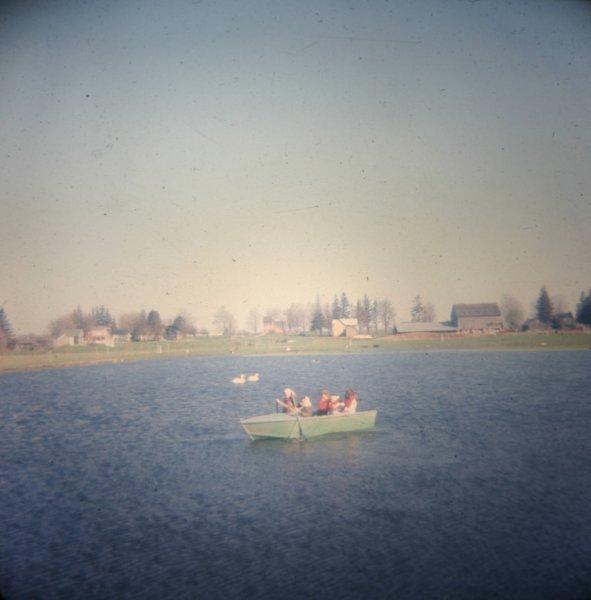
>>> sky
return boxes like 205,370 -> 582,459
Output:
1,0 -> 590,333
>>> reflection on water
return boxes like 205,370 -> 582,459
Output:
1,351 -> 591,599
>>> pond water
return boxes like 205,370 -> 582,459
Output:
1,351 -> 590,599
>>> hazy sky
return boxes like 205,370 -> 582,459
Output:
1,0 -> 590,333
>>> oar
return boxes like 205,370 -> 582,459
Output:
276,398 -> 306,441
293,405 -> 306,442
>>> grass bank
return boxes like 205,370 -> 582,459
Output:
1,332 -> 590,374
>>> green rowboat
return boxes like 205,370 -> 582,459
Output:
240,410 -> 378,440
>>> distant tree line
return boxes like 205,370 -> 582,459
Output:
47,305 -> 207,341
244,292 -> 400,336
2,283 -> 591,351
500,286 -> 591,331
299,292 -> 397,335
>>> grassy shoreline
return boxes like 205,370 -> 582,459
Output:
1,332 -> 590,374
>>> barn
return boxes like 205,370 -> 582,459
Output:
451,303 -> 504,331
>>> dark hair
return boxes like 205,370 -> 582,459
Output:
345,389 -> 356,399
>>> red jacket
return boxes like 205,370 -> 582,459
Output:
318,396 -> 330,412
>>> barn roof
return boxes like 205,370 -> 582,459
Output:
451,303 -> 501,317
333,318 -> 358,326
61,329 -> 84,337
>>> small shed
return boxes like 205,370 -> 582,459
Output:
451,303 -> 503,331
331,318 -> 359,337
54,329 -> 85,347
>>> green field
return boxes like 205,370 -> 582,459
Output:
1,332 -> 590,373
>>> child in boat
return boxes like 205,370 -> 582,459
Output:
343,389 -> 358,413
276,388 -> 297,414
329,395 -> 344,414
316,390 -> 331,416
298,396 -> 313,417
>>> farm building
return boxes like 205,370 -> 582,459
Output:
54,329 -> 85,347
112,329 -> 131,344
331,318 -> 359,337
85,326 -> 114,347
396,322 -> 457,334
451,303 -> 503,331
262,317 -> 285,335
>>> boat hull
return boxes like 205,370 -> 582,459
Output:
240,410 -> 378,440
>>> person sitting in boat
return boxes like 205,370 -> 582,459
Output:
276,388 -> 297,414
328,394 -> 343,414
343,389 -> 358,413
316,390 -> 331,416
298,396 -> 313,417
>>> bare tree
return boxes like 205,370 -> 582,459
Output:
551,295 -> 569,315
500,295 -> 525,330
118,312 -> 141,332
213,306 -> 236,336
248,308 -> 260,334
118,310 -> 150,340
264,307 -> 282,321
411,295 -> 436,322
424,303 -> 437,322
48,306 -> 92,337
48,313 -> 77,337
285,303 -> 305,332
378,298 -> 395,334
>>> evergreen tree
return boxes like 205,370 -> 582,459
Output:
340,292 -> 351,318
331,295 -> 342,320
0,308 -> 15,349
172,314 -> 185,331
311,295 -> 327,334
354,299 -> 363,328
72,305 -> 88,330
362,294 -> 371,332
369,299 -> 378,332
411,295 -> 425,322
91,305 -> 115,328
576,289 -> 591,325
147,310 -> 163,338
311,310 -> 326,334
536,286 -> 553,324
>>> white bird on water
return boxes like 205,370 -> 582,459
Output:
232,374 -> 246,384
247,373 -> 260,382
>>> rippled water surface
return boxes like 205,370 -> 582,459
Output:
1,351 -> 591,599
